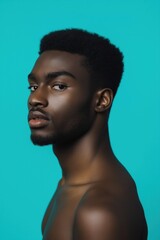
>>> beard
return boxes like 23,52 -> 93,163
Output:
30,118 -> 93,147
30,133 -> 56,146
29,105 -> 95,147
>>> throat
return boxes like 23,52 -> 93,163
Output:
52,126 -> 113,185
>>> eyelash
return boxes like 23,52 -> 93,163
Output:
28,85 -> 38,92
28,83 -> 68,92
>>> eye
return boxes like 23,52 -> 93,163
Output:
53,84 -> 67,91
28,85 -> 38,92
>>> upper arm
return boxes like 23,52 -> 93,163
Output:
41,194 -> 55,234
73,204 -> 123,240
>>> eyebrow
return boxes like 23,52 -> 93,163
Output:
28,71 -> 76,82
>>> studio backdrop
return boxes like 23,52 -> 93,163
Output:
0,0 -> 159,239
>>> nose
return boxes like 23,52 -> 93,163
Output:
28,87 -> 48,108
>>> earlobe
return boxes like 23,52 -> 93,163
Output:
95,88 -> 113,112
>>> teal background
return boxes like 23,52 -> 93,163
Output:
0,0 -> 159,239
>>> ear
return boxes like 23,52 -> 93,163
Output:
95,88 -> 113,112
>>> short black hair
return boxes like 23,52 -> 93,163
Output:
39,28 -> 124,96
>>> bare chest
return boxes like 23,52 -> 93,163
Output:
42,186 -> 87,240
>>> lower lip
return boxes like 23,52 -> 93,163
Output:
29,119 -> 49,128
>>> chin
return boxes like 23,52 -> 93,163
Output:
30,134 -> 55,146
30,123 -> 91,146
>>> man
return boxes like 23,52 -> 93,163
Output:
28,29 -> 148,240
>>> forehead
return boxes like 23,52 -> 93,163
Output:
31,50 -> 90,80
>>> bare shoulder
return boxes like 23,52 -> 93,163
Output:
73,184 -> 147,240
73,189 -> 121,240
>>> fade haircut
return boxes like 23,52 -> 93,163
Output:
39,28 -> 124,96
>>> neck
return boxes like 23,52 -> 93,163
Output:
52,124 -> 115,186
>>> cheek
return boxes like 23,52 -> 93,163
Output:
48,93 -> 94,127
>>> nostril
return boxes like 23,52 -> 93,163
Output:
29,95 -> 48,108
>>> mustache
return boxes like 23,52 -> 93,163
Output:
28,108 -> 50,121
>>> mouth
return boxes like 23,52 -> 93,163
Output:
28,111 -> 50,129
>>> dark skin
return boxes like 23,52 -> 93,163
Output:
28,50 -> 148,240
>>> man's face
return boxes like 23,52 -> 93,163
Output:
28,50 -> 96,146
